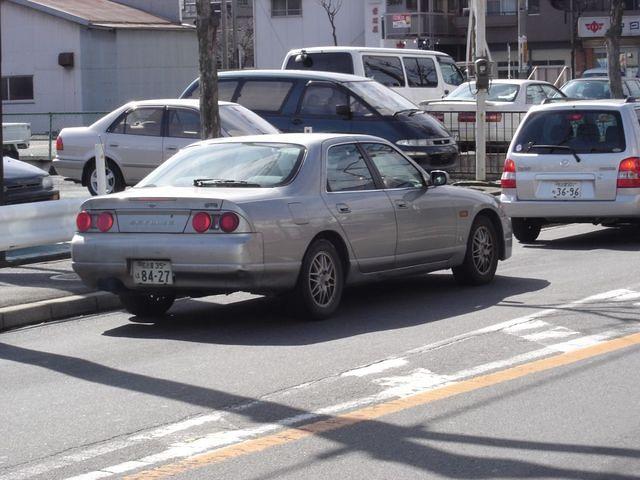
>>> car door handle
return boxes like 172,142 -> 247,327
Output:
165,146 -> 178,151
291,118 -> 303,125
395,200 -> 409,209
336,203 -> 351,214
108,143 -> 119,148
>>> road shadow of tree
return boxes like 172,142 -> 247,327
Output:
102,274 -> 551,346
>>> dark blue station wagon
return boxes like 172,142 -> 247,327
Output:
180,70 -> 458,170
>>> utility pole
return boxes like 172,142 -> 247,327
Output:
475,0 -> 487,181
220,0 -> 229,69
231,0 -> 238,68
0,0 -> 5,264
517,0 -> 527,78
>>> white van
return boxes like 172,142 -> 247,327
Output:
282,46 -> 465,104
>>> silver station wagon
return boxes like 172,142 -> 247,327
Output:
501,99 -> 640,242
72,134 -> 512,320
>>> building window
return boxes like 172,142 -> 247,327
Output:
271,0 -> 302,16
1,76 -> 34,102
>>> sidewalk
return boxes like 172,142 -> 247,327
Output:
0,258 -> 120,332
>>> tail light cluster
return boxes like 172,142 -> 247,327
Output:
458,112 -> 502,123
429,112 -> 445,122
617,157 -> 640,188
501,158 -> 516,189
76,211 -> 115,233
192,211 -> 240,233
55,136 -> 64,151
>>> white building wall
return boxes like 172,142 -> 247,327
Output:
112,29 -> 199,105
254,0 -> 368,68
1,1 -> 83,132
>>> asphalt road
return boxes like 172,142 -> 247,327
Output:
1,223 -> 640,480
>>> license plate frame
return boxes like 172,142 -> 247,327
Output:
131,260 -> 173,285
551,181 -> 582,200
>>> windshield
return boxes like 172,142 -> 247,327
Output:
438,57 -> 465,86
344,80 -> 417,116
137,143 -> 305,188
220,105 -> 279,136
513,110 -> 625,154
446,82 -> 520,102
561,80 -> 611,99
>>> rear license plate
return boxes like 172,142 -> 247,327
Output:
131,260 -> 173,285
551,181 -> 581,200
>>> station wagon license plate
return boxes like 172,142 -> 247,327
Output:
131,260 -> 173,285
551,181 -> 581,200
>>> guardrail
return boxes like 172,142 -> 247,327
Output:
0,198 -> 83,252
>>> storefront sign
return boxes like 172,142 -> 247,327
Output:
578,16 -> 640,37
392,14 -> 411,29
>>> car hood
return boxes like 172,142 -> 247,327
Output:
394,111 -> 452,138
3,156 -> 47,180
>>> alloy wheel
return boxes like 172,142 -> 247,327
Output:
308,251 -> 337,308
472,225 -> 494,275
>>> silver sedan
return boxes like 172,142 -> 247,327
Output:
72,134 -> 512,320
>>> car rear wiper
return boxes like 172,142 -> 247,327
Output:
193,178 -> 262,187
394,108 -> 422,117
524,143 -> 582,163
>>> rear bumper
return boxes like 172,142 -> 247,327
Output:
52,158 -> 84,182
72,232 -> 300,295
5,189 -> 59,205
401,145 -> 459,171
500,190 -> 640,219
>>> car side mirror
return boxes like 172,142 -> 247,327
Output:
430,170 -> 449,187
336,104 -> 351,119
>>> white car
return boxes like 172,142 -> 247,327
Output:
420,79 -> 565,150
53,99 -> 279,195
500,99 -> 640,242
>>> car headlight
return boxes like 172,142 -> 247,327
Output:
397,139 -> 432,147
41,176 -> 54,189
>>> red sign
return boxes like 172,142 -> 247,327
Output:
585,21 -> 604,33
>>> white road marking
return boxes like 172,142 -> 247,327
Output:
4,288 -> 638,480
521,327 -> 579,342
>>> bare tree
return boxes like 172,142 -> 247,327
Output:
317,0 -> 343,46
196,0 -> 221,139
606,0 -> 624,99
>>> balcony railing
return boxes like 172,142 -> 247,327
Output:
383,12 -> 457,39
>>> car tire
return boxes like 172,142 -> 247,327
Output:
512,218 -> 542,243
119,292 -> 175,318
453,215 -> 499,286
86,159 -> 125,196
293,239 -> 344,321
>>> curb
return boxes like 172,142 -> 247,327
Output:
0,292 -> 122,332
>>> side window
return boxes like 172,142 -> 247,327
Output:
362,143 -> 424,189
300,84 -> 348,115
526,85 -> 546,104
326,144 -> 376,192
167,108 -> 200,139
627,80 -> 640,97
363,55 -> 405,87
109,108 -> 164,136
218,81 -> 239,101
235,80 -> 293,112
541,84 -> 563,99
404,57 -> 438,88
635,109 -> 640,126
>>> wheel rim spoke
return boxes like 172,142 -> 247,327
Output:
472,226 -> 493,274
308,251 -> 337,308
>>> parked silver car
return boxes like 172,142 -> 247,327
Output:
500,99 -> 640,242
72,134 -> 512,320
53,99 -> 279,195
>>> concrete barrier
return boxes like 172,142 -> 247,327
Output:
0,198 -> 84,251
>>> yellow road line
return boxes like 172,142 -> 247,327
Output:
125,331 -> 640,479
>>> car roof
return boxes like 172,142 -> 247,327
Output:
285,46 -> 451,57
218,69 -> 371,82
187,133 -> 391,148
528,98 -> 633,112
125,99 -> 235,107
463,79 -> 554,86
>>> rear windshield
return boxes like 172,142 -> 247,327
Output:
446,82 -> 519,102
561,80 -> 611,99
514,110 -> 626,154
285,52 -> 354,74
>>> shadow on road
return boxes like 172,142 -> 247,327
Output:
102,274 -> 550,346
524,225 -> 640,252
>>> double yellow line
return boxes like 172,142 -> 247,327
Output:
126,331 -> 640,479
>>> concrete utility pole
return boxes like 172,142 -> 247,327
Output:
220,0 -> 229,69
517,0 -> 527,78
0,0 -> 4,211
475,0 -> 487,181
195,0 -> 221,139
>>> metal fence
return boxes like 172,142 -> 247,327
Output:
2,111 -> 108,162
428,110 -> 527,178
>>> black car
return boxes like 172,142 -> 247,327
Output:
3,156 -> 59,205
180,70 -> 459,171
